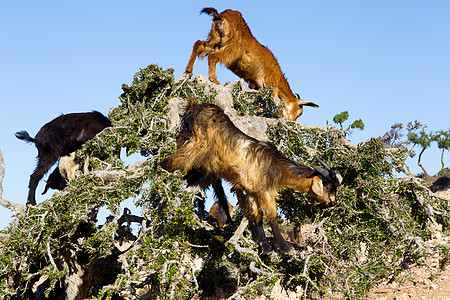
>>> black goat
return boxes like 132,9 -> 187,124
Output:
42,166 -> 67,195
16,111 -> 111,205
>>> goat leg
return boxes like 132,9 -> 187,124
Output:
211,179 -> 233,225
28,154 -> 59,205
268,218 -> 293,255
184,40 -> 209,78
196,193 -> 206,220
235,189 -> 272,254
250,218 -> 273,254
207,55 -> 220,84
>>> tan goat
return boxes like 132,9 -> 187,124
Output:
160,99 -> 342,254
184,7 -> 319,121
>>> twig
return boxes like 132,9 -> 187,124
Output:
414,192 -> 438,225
301,255 -> 320,292
186,242 -> 209,249
47,242 -> 58,271
229,217 -> 249,245
249,261 -> 267,276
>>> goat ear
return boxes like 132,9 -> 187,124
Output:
298,99 -> 320,108
311,176 -> 324,197
295,93 -> 319,107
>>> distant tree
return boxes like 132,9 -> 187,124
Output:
382,123 -> 405,148
332,111 -> 365,137
407,124 -> 434,177
435,129 -> 450,170
382,120 -> 434,176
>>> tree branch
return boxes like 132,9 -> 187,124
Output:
92,160 -> 148,181
0,149 -> 26,216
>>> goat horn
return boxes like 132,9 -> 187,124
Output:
316,158 -> 344,184
313,166 -> 329,178
316,157 -> 331,170
295,93 -> 319,107
336,172 -> 343,184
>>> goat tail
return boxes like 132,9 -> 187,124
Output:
15,131 -> 35,143
201,7 -> 220,19
184,98 -> 197,113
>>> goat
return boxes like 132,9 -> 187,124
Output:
42,166 -> 67,194
160,99 -> 342,254
16,111 -> 111,205
283,225 -> 302,245
184,7 -> 319,121
184,168 -> 233,226
208,200 -> 234,228
42,153 -> 89,195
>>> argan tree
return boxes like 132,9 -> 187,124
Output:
332,110 -> 365,137
407,126 -> 434,177
1,64 -> 449,299
435,129 -> 450,171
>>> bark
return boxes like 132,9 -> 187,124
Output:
0,149 -> 145,219
417,147 -> 430,177
0,149 -> 142,299
190,74 -> 358,149
0,149 -> 26,216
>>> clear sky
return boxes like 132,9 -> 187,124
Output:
0,1 -> 449,229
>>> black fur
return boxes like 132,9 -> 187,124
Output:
16,111 -> 111,205
200,7 -> 219,18
42,167 -> 67,195
184,169 -> 233,225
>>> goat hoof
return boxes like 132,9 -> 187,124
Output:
209,77 -> 220,85
183,70 -> 193,78
260,243 -> 273,255
278,243 -> 294,255
27,197 -> 37,206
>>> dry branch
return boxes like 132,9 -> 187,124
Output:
0,149 -> 26,215
92,160 -> 147,181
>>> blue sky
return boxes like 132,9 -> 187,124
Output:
0,1 -> 449,229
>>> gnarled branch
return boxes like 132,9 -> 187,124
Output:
0,149 -> 26,216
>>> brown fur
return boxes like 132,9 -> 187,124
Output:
184,7 -> 319,121
283,226 -> 302,245
160,99 -> 341,254
42,153 -> 89,195
208,201 -> 234,228
59,152 -> 81,181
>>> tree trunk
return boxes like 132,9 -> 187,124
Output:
418,147 -> 430,177
0,149 -> 26,215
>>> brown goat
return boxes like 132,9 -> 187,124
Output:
184,7 -> 319,121
208,200 -> 234,228
283,226 -> 302,245
160,99 -> 342,254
